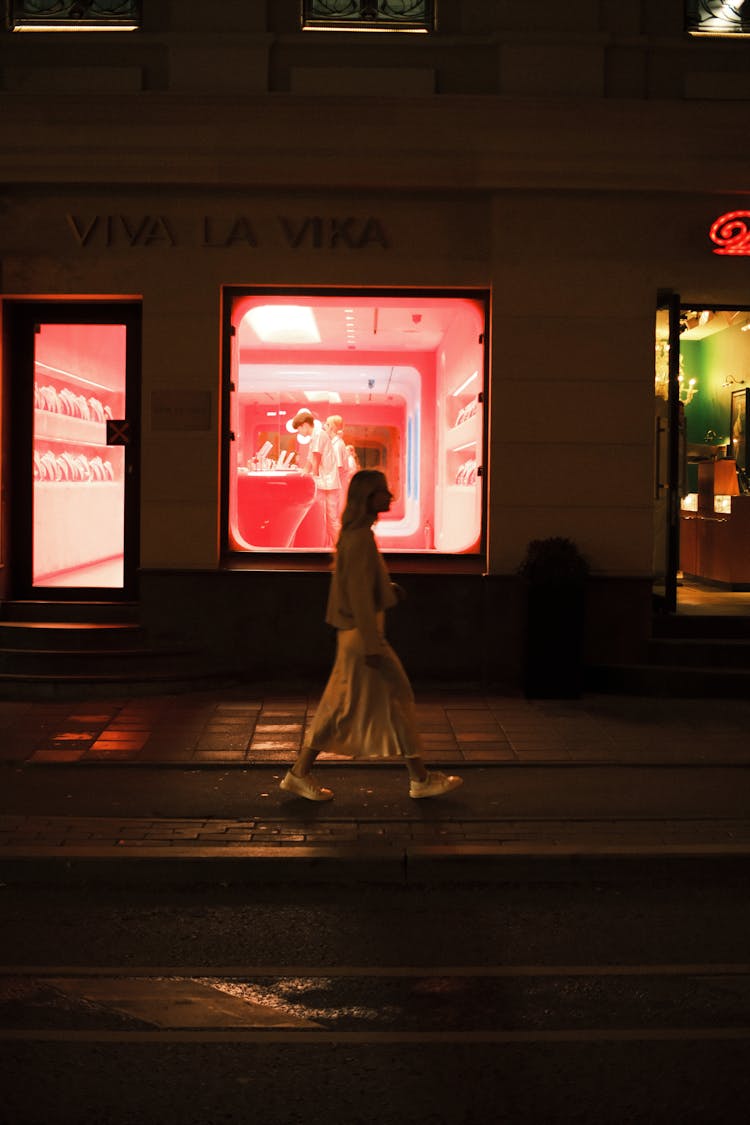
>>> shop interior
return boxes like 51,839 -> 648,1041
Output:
32,323 -> 126,588
656,306 -> 750,602
227,293 -> 486,554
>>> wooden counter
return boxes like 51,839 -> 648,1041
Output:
681,494 -> 750,588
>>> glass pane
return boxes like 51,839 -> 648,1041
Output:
686,1 -> 750,35
228,293 -> 484,554
302,0 -> 433,32
10,0 -> 141,31
33,323 -> 126,588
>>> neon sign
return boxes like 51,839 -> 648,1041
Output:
709,211 -> 750,255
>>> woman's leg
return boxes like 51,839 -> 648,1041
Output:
384,647 -> 462,796
404,754 -> 429,782
291,743 -> 320,777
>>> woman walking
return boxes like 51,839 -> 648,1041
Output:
280,469 -> 463,802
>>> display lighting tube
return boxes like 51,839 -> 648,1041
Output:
451,371 -> 479,396
246,306 -> 321,344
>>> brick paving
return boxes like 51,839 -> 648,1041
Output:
2,814 -> 750,853
3,689 -> 750,868
2,688 -> 750,767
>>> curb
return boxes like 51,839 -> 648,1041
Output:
3,843 -> 750,887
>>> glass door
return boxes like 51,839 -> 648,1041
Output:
8,302 -> 141,598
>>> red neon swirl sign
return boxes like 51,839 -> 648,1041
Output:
710,211 -> 750,255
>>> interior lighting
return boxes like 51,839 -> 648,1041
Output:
679,374 -> 699,405
246,306 -> 320,344
301,391 -> 344,405
451,371 -> 479,397
715,495 -> 733,514
681,494 -> 699,511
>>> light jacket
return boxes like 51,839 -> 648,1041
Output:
325,526 -> 397,654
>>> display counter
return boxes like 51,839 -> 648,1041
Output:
681,493 -> 750,588
234,470 -> 317,550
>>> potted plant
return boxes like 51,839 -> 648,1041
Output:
518,537 -> 589,699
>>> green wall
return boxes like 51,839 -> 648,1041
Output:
680,324 -> 750,491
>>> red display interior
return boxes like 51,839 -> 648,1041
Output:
228,294 -> 485,554
33,323 -> 126,587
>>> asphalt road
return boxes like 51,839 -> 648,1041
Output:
4,763 -> 750,821
2,874 -> 750,1124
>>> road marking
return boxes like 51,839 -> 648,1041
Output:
47,977 -> 320,1029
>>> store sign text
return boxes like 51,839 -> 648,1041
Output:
65,214 -> 390,250
709,211 -> 750,256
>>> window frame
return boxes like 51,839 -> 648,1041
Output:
6,0 -> 141,33
686,1 -> 750,37
220,284 -> 489,569
300,0 -> 435,34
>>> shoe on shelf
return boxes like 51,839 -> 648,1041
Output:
409,771 -> 463,800
280,769 -> 334,802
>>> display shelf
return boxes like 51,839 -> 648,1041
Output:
35,362 -> 118,397
34,409 -> 108,448
33,480 -> 124,580
447,413 -> 480,449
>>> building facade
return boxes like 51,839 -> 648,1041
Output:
3,1 -> 750,687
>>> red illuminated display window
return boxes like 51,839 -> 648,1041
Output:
226,291 -> 486,555
33,323 -> 126,587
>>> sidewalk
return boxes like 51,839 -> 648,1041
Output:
4,687 -> 750,766
2,688 -> 750,883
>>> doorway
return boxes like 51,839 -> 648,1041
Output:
655,299 -> 750,615
4,300 -> 141,599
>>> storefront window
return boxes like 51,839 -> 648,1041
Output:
686,1 -> 750,36
226,291 -> 486,555
301,0 -> 434,33
8,0 -> 141,32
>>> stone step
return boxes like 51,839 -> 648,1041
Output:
648,636 -> 750,669
652,613 -> 750,639
586,662 -> 750,699
0,622 -> 147,651
0,600 -> 139,624
0,669 -> 237,701
0,645 -> 201,678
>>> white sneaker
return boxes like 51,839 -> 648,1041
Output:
280,770 -> 334,802
409,771 -> 463,799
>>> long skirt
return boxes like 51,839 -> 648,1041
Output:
306,624 -> 423,760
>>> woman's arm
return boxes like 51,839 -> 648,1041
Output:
344,533 -> 383,656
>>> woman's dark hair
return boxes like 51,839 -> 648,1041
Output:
338,469 -> 388,538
